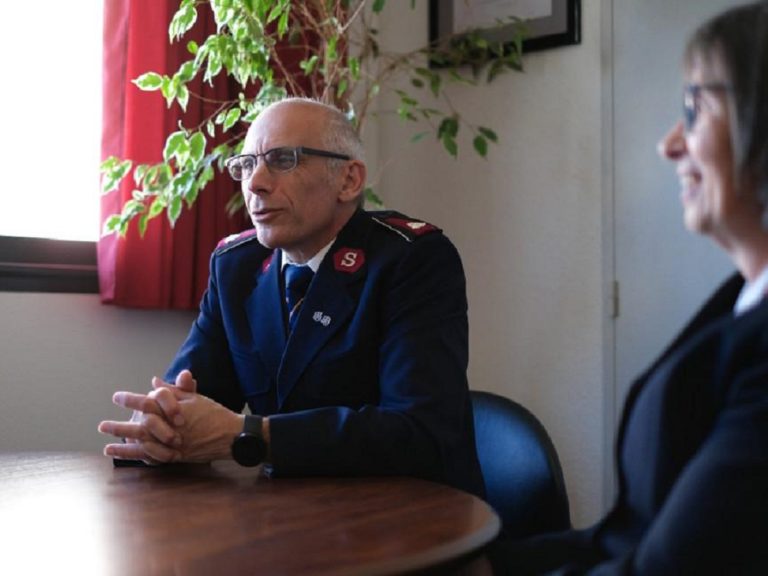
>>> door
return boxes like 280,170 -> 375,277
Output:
609,0 -> 736,496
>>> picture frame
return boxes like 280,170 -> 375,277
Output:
429,0 -> 581,54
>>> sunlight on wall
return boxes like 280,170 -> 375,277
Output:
1,4 -> 103,241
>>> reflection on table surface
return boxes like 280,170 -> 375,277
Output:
0,452 -> 500,575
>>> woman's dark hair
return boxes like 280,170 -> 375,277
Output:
684,2 -> 768,208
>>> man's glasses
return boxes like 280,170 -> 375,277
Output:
225,146 -> 351,180
683,83 -> 730,132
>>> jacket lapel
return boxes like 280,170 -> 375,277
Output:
246,252 -> 286,380
612,271 -> 744,495
276,263 -> 360,407
276,211 -> 371,408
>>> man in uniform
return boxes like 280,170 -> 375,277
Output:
98,97 -> 483,496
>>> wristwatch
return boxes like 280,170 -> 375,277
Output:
231,415 -> 267,467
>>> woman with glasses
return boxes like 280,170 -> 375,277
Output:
491,3 -> 768,573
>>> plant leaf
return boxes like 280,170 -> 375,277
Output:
133,72 -> 163,91
176,61 -> 196,82
336,79 -> 348,99
148,196 -> 166,219
189,132 -> 206,163
442,136 -> 458,157
102,214 -> 122,236
473,135 -> 487,157
133,164 -> 148,185
349,57 -> 360,80
168,196 -> 183,227
326,36 -> 338,62
223,108 -> 242,131
363,186 -> 384,207
437,116 -> 459,139
101,158 -> 133,194
277,5 -> 290,35
138,213 -> 149,237
163,131 -> 187,162
177,84 -> 190,111
429,74 -> 441,98
478,126 -> 498,142
169,0 -> 197,41
299,55 -> 319,74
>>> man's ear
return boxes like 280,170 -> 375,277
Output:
337,160 -> 367,204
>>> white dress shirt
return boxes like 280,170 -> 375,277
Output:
734,265 -> 768,316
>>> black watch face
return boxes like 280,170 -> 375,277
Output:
232,433 -> 266,467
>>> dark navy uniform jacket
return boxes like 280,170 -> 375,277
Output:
165,209 -> 484,496
492,272 -> 768,574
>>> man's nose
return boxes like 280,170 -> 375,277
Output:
245,159 -> 272,195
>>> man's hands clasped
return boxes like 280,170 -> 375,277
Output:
98,370 -> 244,465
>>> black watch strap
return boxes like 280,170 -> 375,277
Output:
242,415 -> 263,436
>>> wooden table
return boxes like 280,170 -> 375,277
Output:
0,452 -> 499,575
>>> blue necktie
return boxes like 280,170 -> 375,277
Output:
284,264 -> 314,331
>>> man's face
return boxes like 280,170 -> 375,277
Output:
239,102 -> 354,263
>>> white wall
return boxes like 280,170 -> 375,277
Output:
0,293 -> 194,452
370,1 -> 606,527
0,0 -> 605,529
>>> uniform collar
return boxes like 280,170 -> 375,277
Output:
280,238 -> 335,274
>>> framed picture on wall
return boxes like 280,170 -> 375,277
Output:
429,0 -> 581,54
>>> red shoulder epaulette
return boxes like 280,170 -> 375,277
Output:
215,228 -> 260,254
370,211 -> 441,242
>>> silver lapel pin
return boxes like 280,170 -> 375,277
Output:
312,311 -> 331,326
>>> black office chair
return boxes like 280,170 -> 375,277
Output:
471,390 -> 571,538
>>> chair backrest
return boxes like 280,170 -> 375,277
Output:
471,390 -> 571,538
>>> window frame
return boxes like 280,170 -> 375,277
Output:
0,236 -> 98,294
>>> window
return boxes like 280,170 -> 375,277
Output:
0,236 -> 98,293
0,3 -> 103,292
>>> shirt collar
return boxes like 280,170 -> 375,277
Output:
281,238 -> 335,273
734,265 -> 768,315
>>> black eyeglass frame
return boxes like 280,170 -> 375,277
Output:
225,146 -> 352,180
683,82 -> 730,132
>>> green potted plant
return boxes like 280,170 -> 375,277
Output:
101,0 -> 525,236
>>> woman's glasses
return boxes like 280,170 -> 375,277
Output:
683,83 -> 730,132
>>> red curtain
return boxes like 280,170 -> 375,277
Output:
100,0 -> 248,309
